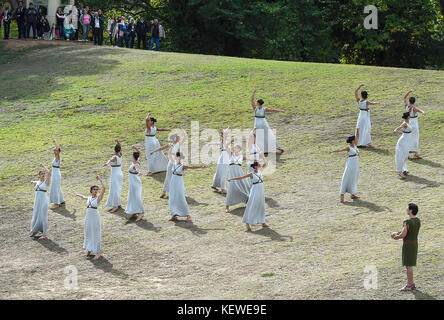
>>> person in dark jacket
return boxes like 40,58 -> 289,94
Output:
136,15 -> 148,49
25,2 -> 38,39
127,17 -> 137,48
56,7 -> 66,40
92,10 -> 104,45
16,1 -> 26,39
149,19 -> 160,51
2,3 -> 12,40
37,15 -> 50,39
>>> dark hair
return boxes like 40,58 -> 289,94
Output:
38,170 -> 45,176
56,147 -> 61,152
361,91 -> 368,99
90,185 -> 99,193
346,135 -> 356,144
150,117 -> 157,123
257,99 -> 264,105
133,152 -> 140,160
402,112 -> 410,120
408,203 -> 419,215
409,97 -> 416,104
114,144 -> 121,153
250,161 -> 259,169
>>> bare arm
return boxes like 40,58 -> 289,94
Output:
76,194 -> 88,200
404,89 -> 414,106
394,222 -> 408,240
53,139 -> 60,162
151,144 -> 169,155
355,128 -> 360,146
265,108 -> 285,113
41,164 -> 51,186
157,128 -> 171,132
228,173 -> 252,182
355,84 -> 364,102
414,107 -> 426,115
132,145 -> 141,154
179,127 -> 188,145
183,164 -> 206,169
145,112 -> 151,130
96,176 -> 106,203
114,138 -> 121,146
393,122 -> 407,133
367,101 -> 379,106
251,89 -> 257,110
103,155 -> 117,167
330,146 -> 350,153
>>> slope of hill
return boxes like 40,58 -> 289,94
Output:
0,40 -> 443,299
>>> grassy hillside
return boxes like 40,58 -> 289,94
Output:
0,40 -> 443,300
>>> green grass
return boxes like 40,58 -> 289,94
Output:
0,40 -> 443,300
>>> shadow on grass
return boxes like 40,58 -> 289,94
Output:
251,227 -> 293,242
408,158 -> 443,169
186,196 -> 209,207
50,207 -> 77,220
274,152 -> 287,164
33,237 -> 68,254
229,207 -> 246,217
125,218 -> 161,232
149,171 -> 166,184
266,197 -> 280,208
172,220 -> 224,236
412,290 -> 436,300
343,199 -> 389,213
359,147 -> 391,156
404,175 -> 441,188
89,256 -> 129,279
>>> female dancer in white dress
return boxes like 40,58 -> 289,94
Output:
150,127 -> 188,198
125,146 -> 145,221
394,112 -> 413,179
211,127 -> 231,194
30,164 -> 51,239
251,89 -> 285,153
228,161 -> 269,231
354,84 -> 379,148
167,149 -> 205,222
104,138 -> 123,213
247,129 -> 267,175
76,176 -> 105,261
225,144 -> 250,213
404,90 -> 426,159
144,112 -> 169,176
49,139 -> 64,209
331,129 -> 361,203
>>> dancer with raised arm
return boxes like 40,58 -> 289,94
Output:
394,112 -> 413,179
228,161 -> 269,231
225,143 -> 250,213
404,90 -> 426,159
167,149 -> 205,222
331,129 -> 360,203
125,146 -> 145,221
104,138 -> 123,213
49,139 -> 64,209
354,84 -> 379,148
76,176 -> 105,261
30,164 -> 51,239
247,129 -> 267,175
144,112 -> 169,176
150,127 -> 188,199
251,89 -> 285,153
391,203 -> 421,291
211,127 -> 231,194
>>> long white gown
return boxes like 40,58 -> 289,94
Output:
212,141 -> 229,190
226,154 -> 250,206
395,122 -> 413,173
340,145 -> 360,195
145,126 -> 168,173
49,158 -> 64,205
31,180 -> 49,234
356,100 -> 372,146
84,196 -> 101,254
168,163 -> 189,217
406,105 -> 419,153
125,162 -> 144,215
163,142 -> 180,193
254,107 -> 279,153
242,172 -> 266,225
105,155 -> 123,207
247,144 -> 261,174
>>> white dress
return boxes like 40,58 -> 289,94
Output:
31,180 -> 49,234
145,126 -> 168,173
247,144 -> 261,174
84,197 -> 101,254
226,154 -> 250,206
356,100 -> 372,146
395,122 -> 413,173
340,145 -> 360,195
163,142 -> 180,193
254,107 -> 279,153
105,155 -> 123,207
49,158 -> 64,205
168,163 -> 189,216
406,105 -> 419,153
242,172 -> 266,225
212,141 -> 229,190
125,162 -> 144,214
